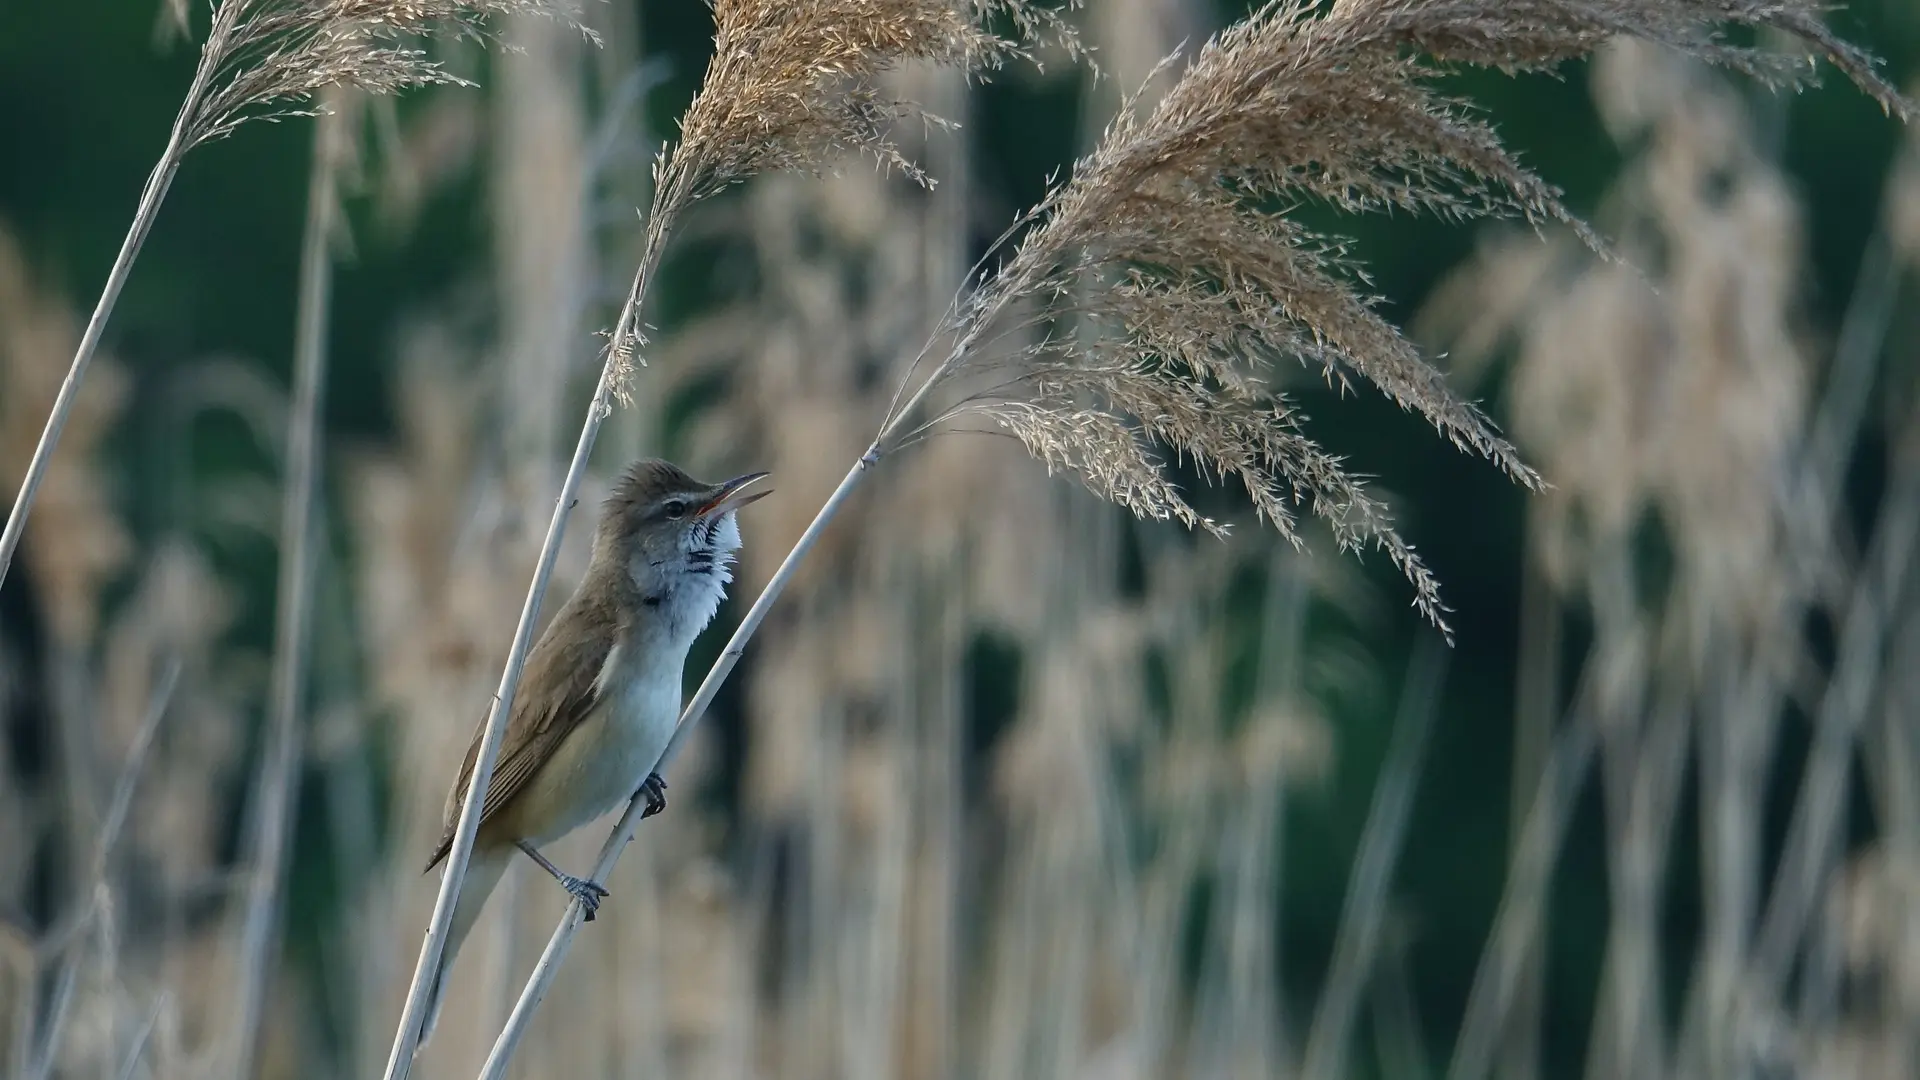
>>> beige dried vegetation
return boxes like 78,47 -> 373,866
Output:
471,0 -> 1915,1065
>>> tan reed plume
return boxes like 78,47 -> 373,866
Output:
599,0 -> 1081,391
889,0 -> 1914,637
0,0 -> 588,598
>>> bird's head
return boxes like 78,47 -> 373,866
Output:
596,458 -> 771,643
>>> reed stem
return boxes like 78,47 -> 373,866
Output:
230,94 -> 346,1080
0,35 -> 219,588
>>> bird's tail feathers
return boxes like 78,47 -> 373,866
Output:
416,848 -> 509,1051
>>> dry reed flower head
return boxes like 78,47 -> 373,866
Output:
898,0 -> 1913,638
603,0 -> 1078,392
185,0 -> 593,146
669,0 -> 1073,195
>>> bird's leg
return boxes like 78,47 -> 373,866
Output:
638,773 -> 668,818
514,840 -> 610,921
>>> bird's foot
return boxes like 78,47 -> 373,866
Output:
560,875 -> 610,921
640,773 -> 669,819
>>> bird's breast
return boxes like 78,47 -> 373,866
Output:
519,647 -> 684,845
596,649 -> 684,776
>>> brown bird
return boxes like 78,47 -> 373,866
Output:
417,459 -> 770,1043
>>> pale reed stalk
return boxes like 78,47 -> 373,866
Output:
18,659 -> 180,1080
380,353 -> 626,1080
1300,640 -> 1446,1080
0,52 -> 211,590
229,90 -> 350,1080
382,41 -> 791,1073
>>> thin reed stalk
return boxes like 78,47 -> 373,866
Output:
381,62 -> 683,1080
1447,701 -> 1601,1080
229,89 -> 350,1080
0,81 -> 199,591
19,658 -> 180,1080
383,63 -> 816,1059
379,359 -> 620,1079
1752,408 -> 1920,994
378,93 -> 716,1080
476,450 -> 879,1079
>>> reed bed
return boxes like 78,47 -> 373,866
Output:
1,2 -> 1917,1079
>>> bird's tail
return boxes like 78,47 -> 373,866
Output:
416,848 -> 510,1051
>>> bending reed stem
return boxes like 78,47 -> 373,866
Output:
0,52 -> 216,586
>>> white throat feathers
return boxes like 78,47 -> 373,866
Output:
628,509 -> 743,650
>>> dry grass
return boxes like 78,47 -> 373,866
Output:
470,0 -> 1917,1068
0,227 -> 273,1077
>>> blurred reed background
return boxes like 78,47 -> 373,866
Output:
2,1 -> 1919,1078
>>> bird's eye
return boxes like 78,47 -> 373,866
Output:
662,498 -> 689,520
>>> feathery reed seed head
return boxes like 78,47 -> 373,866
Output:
187,0 -> 592,145
603,0 -> 1076,394
905,0 -> 1914,637
670,0 -> 1073,194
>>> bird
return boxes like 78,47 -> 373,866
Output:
416,458 -> 770,1045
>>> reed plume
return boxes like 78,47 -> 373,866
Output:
0,0 -> 586,596
601,0 -> 1080,390
888,0 -> 1914,635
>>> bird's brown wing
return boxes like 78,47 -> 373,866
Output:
424,599 -> 617,872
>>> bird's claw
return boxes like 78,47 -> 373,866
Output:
640,773 -> 669,819
560,874 -> 610,921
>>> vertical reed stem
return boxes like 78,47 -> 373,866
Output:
230,93 -> 347,1080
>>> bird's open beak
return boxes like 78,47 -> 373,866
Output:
696,471 -> 772,519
